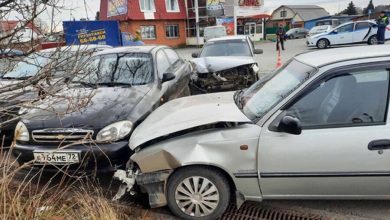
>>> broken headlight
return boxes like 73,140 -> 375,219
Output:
96,121 -> 133,143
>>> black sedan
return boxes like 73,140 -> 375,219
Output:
12,46 -> 191,173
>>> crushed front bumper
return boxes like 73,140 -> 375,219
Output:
113,168 -> 172,208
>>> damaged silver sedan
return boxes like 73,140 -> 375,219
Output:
114,45 -> 390,220
190,36 -> 262,94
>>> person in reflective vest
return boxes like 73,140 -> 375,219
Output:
376,11 -> 389,44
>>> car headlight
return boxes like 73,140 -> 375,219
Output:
15,121 -> 30,142
96,121 -> 133,142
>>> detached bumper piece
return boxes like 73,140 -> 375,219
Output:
113,169 -> 172,208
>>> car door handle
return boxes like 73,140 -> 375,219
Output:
368,139 -> 390,151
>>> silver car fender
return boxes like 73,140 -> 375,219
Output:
131,123 -> 263,204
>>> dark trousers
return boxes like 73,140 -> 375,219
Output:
276,37 -> 284,50
377,28 -> 386,44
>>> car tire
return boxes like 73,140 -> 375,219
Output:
368,35 -> 378,45
317,39 -> 329,49
167,166 -> 231,220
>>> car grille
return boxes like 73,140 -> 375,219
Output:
32,128 -> 94,143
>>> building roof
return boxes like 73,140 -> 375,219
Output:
271,5 -> 330,22
0,20 -> 41,33
295,45 -> 390,67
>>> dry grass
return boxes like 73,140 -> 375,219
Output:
0,146 -> 146,220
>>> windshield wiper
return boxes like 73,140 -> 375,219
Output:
97,82 -> 132,87
72,81 -> 96,88
2,76 -> 30,80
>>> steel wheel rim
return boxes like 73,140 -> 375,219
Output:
175,176 -> 220,217
318,40 -> 326,48
370,37 -> 378,45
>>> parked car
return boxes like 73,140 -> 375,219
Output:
285,28 -> 308,39
114,45 -> 390,220
0,49 -> 25,76
13,46 -> 191,173
307,25 -> 332,37
0,45 -> 111,147
190,35 -> 262,94
307,20 -> 389,49
203,26 -> 227,42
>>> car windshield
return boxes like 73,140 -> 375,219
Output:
2,52 -> 53,79
240,60 -> 316,121
72,53 -> 154,86
200,39 -> 252,57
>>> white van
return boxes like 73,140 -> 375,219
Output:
203,26 -> 227,42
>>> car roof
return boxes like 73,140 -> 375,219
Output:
208,35 -> 247,42
295,45 -> 390,67
39,44 -> 112,53
95,45 -> 167,55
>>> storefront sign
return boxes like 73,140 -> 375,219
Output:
63,21 -> 122,46
108,0 -> 127,17
207,0 -> 224,17
238,0 -> 262,6
217,17 -> 235,35
236,6 -> 266,17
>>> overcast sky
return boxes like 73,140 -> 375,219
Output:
30,0 -> 390,28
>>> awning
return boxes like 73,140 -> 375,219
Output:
239,14 -> 271,19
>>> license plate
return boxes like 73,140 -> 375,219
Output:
33,151 -> 80,164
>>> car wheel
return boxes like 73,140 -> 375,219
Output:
167,167 -> 231,220
368,35 -> 378,45
317,39 -> 329,49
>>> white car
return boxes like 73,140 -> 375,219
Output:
307,20 -> 389,49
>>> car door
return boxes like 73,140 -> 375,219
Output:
258,63 -> 390,198
353,22 -> 372,43
163,48 -> 190,100
328,23 -> 354,45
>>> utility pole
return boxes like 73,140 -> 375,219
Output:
195,0 -> 200,46
50,4 -> 55,34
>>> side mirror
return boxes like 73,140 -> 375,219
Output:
332,30 -> 338,34
191,52 -> 199,58
162,72 -> 175,83
254,48 -> 263,54
277,116 -> 302,135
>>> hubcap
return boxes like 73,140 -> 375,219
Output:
175,176 -> 220,217
371,37 -> 378,44
319,40 -> 326,48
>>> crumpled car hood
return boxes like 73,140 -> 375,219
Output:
129,92 -> 251,150
191,56 -> 257,74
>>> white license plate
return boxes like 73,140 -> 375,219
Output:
33,151 -> 80,164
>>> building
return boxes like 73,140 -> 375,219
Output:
267,5 -> 329,33
0,20 -> 41,44
304,15 -> 358,30
99,0 -> 187,47
186,0 -> 268,45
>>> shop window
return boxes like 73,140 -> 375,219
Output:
141,26 -> 156,39
166,0 -> 179,12
166,25 -> 179,38
140,0 -> 155,12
